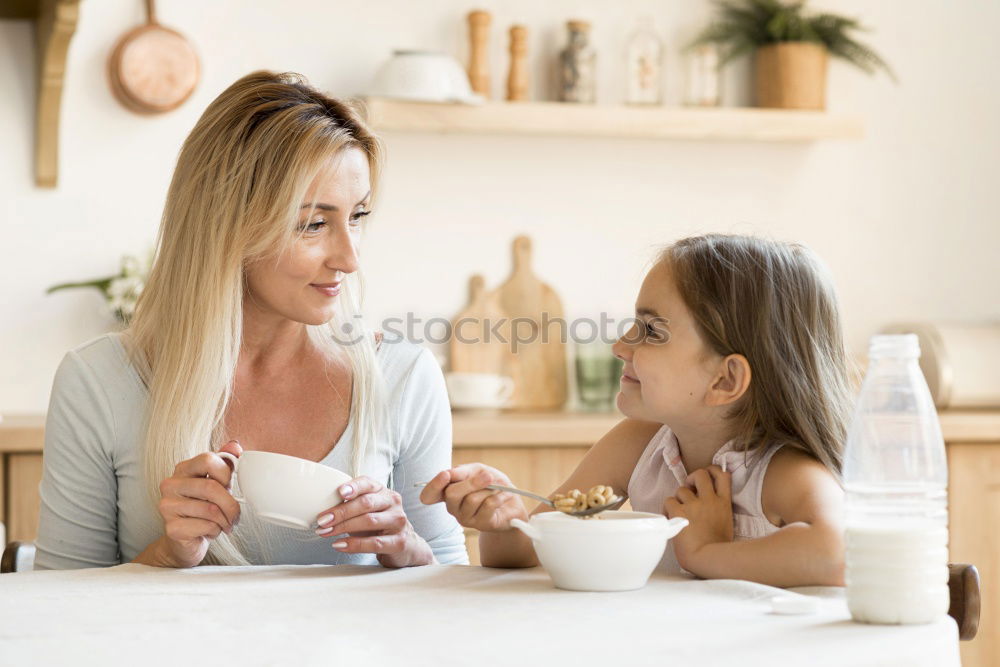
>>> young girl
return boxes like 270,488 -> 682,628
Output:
421,234 -> 852,587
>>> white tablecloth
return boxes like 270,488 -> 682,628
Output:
0,564 -> 959,667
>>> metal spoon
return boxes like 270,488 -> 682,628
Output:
413,482 -> 625,517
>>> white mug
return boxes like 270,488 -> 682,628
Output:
217,450 -> 352,530
445,372 -> 515,409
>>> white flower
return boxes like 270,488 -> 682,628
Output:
106,274 -> 143,320
121,255 -> 143,278
79,249 -> 153,323
107,277 -> 133,300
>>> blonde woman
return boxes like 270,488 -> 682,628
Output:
35,71 -> 467,569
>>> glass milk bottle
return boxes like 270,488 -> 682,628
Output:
843,334 -> 950,624
625,18 -> 662,105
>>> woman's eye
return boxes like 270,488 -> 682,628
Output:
298,218 -> 326,233
643,322 -> 658,339
350,210 -> 372,227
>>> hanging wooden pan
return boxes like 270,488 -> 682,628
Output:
108,0 -> 199,114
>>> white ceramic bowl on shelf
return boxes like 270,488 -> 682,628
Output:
369,50 -> 484,104
510,511 -> 689,592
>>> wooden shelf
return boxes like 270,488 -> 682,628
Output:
0,0 -> 40,18
35,0 -> 81,187
4,0 -> 81,187
364,98 -> 863,142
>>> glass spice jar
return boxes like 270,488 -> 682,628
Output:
558,20 -> 597,103
625,17 -> 663,105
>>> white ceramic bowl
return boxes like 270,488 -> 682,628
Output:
369,50 -> 483,104
445,372 -> 515,410
218,451 -> 352,530
510,511 -> 688,592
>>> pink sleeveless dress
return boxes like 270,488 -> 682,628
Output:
627,424 -> 785,574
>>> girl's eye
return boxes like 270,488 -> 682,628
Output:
641,318 -> 671,344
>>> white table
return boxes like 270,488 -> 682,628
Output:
0,564 -> 959,667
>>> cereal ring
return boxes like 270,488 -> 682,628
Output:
551,486 -> 617,515
587,485 -> 615,507
554,497 -> 576,510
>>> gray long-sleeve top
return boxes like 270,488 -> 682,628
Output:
34,333 -> 468,569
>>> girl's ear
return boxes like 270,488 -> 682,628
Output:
706,354 -> 752,407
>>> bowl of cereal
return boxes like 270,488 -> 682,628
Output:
510,510 -> 688,592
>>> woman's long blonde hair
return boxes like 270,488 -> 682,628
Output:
661,234 -> 854,480
127,71 -> 386,565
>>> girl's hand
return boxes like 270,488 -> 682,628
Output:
664,465 -> 734,571
155,440 -> 243,568
314,476 -> 433,568
419,464 -> 529,533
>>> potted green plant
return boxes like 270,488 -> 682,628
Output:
691,0 -> 895,110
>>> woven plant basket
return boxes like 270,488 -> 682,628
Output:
754,42 -> 828,110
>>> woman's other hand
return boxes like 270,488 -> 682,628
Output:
314,476 -> 433,568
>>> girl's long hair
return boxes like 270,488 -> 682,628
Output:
661,234 -> 854,479
126,71 -> 386,565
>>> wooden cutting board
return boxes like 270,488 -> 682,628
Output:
449,274 -> 513,376
494,236 -> 567,410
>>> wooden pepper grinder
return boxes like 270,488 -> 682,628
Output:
467,10 -> 491,97
506,25 -> 529,101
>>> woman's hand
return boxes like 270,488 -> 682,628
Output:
151,440 -> 243,568
419,464 -> 529,533
664,465 -> 734,571
314,476 -> 433,568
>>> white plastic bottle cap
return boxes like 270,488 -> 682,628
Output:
770,595 -> 820,615
868,334 -> 920,359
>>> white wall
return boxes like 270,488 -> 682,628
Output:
2,0 -> 999,412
